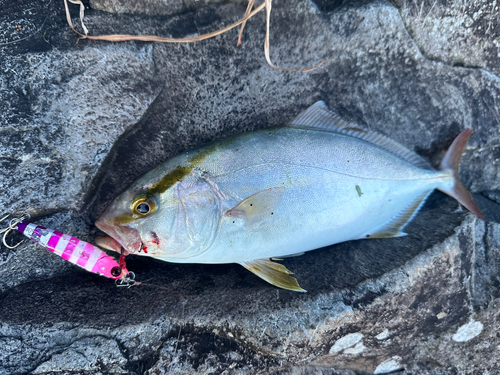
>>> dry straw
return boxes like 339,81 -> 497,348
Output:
64,0 -> 330,72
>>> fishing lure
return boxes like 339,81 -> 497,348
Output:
1,214 -> 136,286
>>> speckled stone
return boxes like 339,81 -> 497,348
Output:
90,0 -> 249,16
329,333 -> 364,354
452,319 -> 484,342
374,356 -> 403,374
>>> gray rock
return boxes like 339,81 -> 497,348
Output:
90,0 -> 249,16
32,337 -> 128,373
1,0 -> 162,217
373,356 -> 403,374
393,0 -> 500,75
375,329 -> 390,341
452,319 -> 484,343
1,0 -> 500,374
329,333 -> 364,354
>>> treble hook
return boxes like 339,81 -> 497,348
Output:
0,214 -> 11,233
2,228 -> 24,249
115,271 -> 138,288
1,213 -> 30,249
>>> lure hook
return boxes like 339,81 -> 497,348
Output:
0,214 -> 10,225
115,271 -> 137,288
0,213 -> 29,249
0,214 -> 12,234
2,228 -> 24,249
9,213 -> 30,230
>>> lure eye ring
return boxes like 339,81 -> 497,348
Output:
130,194 -> 157,217
110,266 -> 122,278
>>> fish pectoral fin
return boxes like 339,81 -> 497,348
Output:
362,191 -> 431,239
226,187 -> 285,227
240,259 -> 306,292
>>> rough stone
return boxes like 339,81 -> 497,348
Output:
373,356 -> 403,375
32,337 -> 128,374
393,0 -> 500,75
90,0 -> 249,16
343,342 -> 366,355
436,311 -> 447,319
329,333 -> 364,354
374,329 -> 390,341
1,0 -> 500,374
452,319 -> 484,343
1,0 -> 162,217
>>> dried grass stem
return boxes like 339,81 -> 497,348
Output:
63,0 -> 330,72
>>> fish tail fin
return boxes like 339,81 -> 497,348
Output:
438,129 -> 484,219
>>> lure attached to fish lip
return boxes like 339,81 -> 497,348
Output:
1,213 -> 136,285
96,101 -> 484,292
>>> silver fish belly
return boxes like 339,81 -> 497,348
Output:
96,101 -> 483,291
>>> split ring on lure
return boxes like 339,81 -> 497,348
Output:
0,213 -> 137,286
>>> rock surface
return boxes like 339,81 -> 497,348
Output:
90,0 -> 249,16
1,0 -> 500,374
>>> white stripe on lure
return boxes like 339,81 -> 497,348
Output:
2,215 -> 132,281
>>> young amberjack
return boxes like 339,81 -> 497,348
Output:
96,102 -> 483,291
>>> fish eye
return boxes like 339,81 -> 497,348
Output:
137,203 -> 150,214
111,267 -> 122,277
131,194 -> 157,217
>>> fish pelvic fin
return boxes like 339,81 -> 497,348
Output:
363,191 -> 431,239
438,130 -> 484,219
239,259 -> 306,292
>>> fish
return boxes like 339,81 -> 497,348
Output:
96,101 -> 484,291
7,217 -> 130,280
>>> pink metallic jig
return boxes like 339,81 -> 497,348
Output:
1,214 -> 136,286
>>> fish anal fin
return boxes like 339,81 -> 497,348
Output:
367,231 -> 407,239
240,259 -> 306,292
226,187 -> 285,227
272,252 -> 305,260
363,191 -> 431,239
289,101 -> 432,170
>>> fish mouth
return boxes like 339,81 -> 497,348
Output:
95,220 -> 143,254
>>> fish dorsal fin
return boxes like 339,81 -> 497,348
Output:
289,101 -> 433,170
239,259 -> 306,292
362,191 -> 431,239
226,187 -> 285,227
